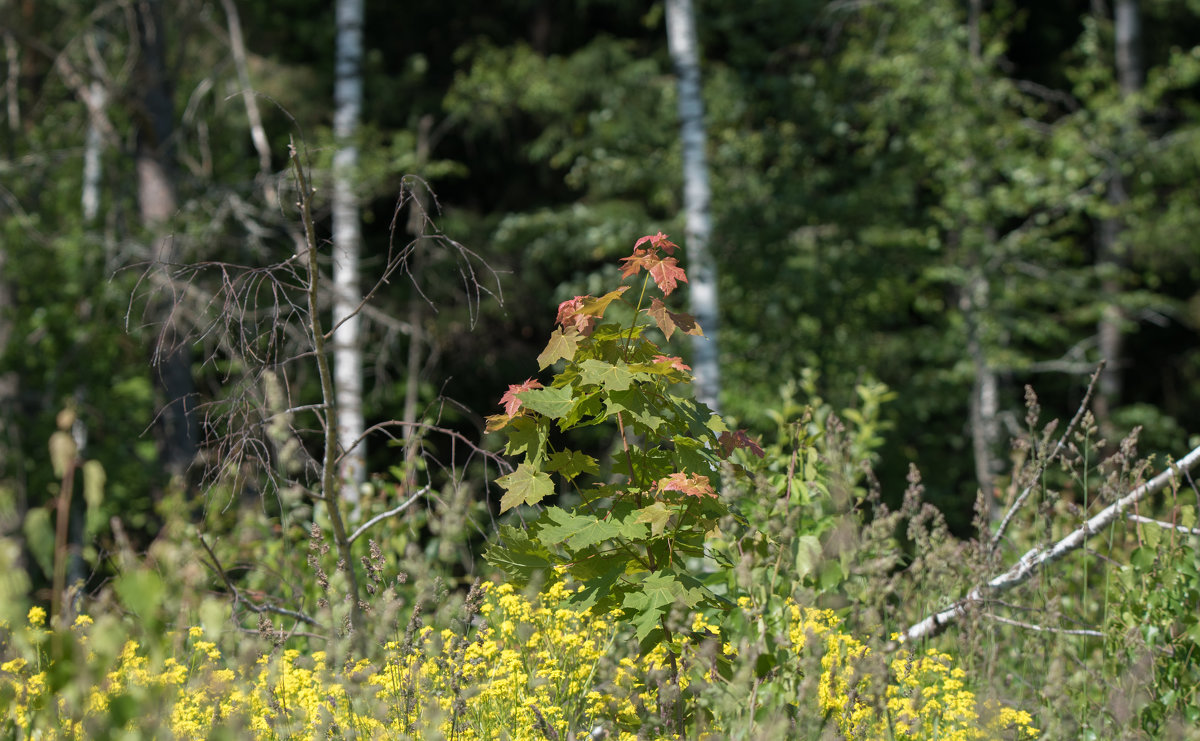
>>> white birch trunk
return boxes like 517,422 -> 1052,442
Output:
1095,0 -> 1142,430
665,0 -> 721,413
333,0 -> 366,516
82,79 -> 106,224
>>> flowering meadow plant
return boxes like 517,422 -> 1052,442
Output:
1,589 -> 1037,739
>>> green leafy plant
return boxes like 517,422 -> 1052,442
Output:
485,232 -> 763,660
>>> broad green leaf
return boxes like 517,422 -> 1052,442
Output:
497,463 -> 555,511
624,571 -> 683,613
537,326 -> 580,369
605,388 -> 665,432
537,507 -> 622,550
579,358 -> 637,391
630,606 -> 666,642
578,286 -> 630,317
504,416 -> 547,464
570,561 -> 625,612
562,390 -> 605,429
485,525 -> 553,585
545,449 -> 599,480
794,535 -> 823,581
671,436 -> 722,478
633,503 -> 672,537
517,385 -> 575,419
590,323 -> 643,342
615,511 -> 650,540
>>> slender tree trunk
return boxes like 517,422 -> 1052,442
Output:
332,0 -> 366,517
134,0 -> 196,481
664,0 -> 720,413
1094,0 -> 1142,433
964,2 -> 1000,519
963,266 -> 999,513
220,0 -> 275,206
4,31 -> 19,143
81,73 -> 105,223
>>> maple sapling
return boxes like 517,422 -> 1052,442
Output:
486,233 -> 763,662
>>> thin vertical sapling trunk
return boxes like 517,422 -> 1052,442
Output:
290,143 -> 362,634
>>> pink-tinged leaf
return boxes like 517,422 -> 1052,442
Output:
620,251 -> 688,295
652,355 -> 691,372
499,378 -> 543,417
556,295 -> 591,328
619,248 -> 654,280
556,287 -> 630,335
634,231 -> 678,255
646,298 -> 702,340
657,472 -> 717,500
648,256 -> 688,296
717,430 -> 765,459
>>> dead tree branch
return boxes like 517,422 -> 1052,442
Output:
897,442 -> 1200,647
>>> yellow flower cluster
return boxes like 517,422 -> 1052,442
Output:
0,591 -> 1038,740
0,584 -> 638,739
787,602 -> 1038,740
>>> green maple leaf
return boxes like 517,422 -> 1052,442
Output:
536,507 -> 622,550
503,416 -> 547,465
569,561 -> 625,612
485,525 -> 553,585
497,463 -> 554,511
629,604 -> 666,642
517,385 -> 575,419
578,286 -> 630,318
578,358 -> 637,391
545,449 -> 599,480
633,502 -> 673,537
537,326 -> 580,369
605,388 -> 665,432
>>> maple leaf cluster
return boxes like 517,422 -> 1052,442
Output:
620,230 -> 688,296
556,296 -> 594,335
656,472 -> 717,500
486,378 -> 543,431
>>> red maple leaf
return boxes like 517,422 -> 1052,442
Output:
620,250 -> 688,296
657,472 -> 716,500
652,354 -> 692,372
619,248 -> 655,280
556,295 -> 596,334
634,231 -> 678,255
499,378 -> 543,417
649,256 -> 688,296
717,430 -> 765,459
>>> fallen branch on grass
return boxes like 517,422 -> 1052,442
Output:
894,442 -> 1200,648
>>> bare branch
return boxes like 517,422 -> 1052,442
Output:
197,534 -> 325,629
347,486 -> 430,545
982,612 -> 1103,638
1126,513 -> 1200,536
898,442 -> 1200,647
